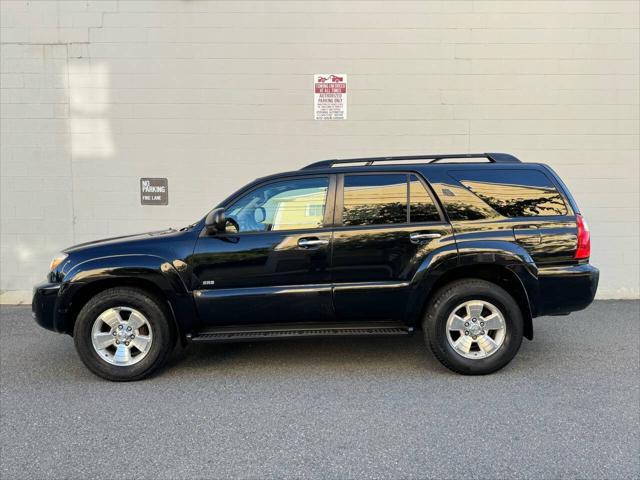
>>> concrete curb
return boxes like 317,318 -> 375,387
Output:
0,291 -> 32,305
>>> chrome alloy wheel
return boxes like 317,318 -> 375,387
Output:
446,300 -> 506,359
91,307 -> 153,366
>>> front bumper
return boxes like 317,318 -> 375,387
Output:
32,282 -> 62,332
536,264 -> 599,316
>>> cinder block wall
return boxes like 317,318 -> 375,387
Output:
1,1 -> 638,300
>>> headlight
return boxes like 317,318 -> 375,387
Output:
49,253 -> 68,271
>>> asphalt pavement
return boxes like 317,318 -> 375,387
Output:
1,301 -> 638,479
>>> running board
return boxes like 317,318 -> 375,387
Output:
189,322 -> 413,343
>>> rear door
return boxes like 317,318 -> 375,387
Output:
330,172 -> 456,321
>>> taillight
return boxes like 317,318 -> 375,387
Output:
575,214 -> 591,259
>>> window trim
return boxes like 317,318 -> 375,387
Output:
203,174 -> 336,236
335,171 -> 444,228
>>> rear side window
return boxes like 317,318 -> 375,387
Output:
343,174 -> 407,226
449,169 -> 568,217
342,173 -> 441,226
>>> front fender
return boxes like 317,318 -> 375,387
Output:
54,254 -> 196,335
64,254 -> 188,294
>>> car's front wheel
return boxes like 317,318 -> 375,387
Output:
73,287 -> 174,381
423,279 -> 524,375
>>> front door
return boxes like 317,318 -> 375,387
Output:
330,172 -> 456,321
189,175 -> 336,326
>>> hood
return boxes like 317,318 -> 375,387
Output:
63,228 -> 176,254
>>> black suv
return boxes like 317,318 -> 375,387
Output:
33,153 -> 599,381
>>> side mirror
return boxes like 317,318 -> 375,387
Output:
205,208 -> 226,233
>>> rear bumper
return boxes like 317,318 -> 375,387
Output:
32,282 -> 62,332
536,264 -> 599,316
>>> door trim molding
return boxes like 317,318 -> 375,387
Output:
194,284 -> 332,298
194,281 -> 411,298
333,281 -> 411,292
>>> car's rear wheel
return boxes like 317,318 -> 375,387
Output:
74,287 -> 174,381
423,279 -> 523,375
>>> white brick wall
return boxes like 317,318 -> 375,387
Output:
1,0 -> 638,301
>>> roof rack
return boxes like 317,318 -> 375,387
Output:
301,152 -> 521,170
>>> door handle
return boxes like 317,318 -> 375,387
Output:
298,238 -> 329,248
410,232 -> 441,244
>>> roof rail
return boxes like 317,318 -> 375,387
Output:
301,152 -> 521,170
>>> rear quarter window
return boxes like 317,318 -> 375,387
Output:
449,169 -> 568,217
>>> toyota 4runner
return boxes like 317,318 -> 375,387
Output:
33,153 -> 599,381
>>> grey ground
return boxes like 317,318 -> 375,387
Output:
1,301 -> 638,480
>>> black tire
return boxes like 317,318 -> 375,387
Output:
73,287 -> 175,381
423,279 -> 523,375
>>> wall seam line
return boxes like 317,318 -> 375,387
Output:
64,43 -> 77,244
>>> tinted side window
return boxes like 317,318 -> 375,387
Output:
226,177 -> 329,233
343,174 -> 407,226
431,181 -> 498,221
450,169 -> 568,217
409,175 -> 440,222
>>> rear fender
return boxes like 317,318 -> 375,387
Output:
409,241 -> 538,339
456,241 -> 539,315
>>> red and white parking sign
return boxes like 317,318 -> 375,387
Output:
314,74 -> 347,120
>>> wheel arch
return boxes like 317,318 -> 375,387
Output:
57,256 -> 196,343
415,263 -> 534,340
63,278 -> 174,337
